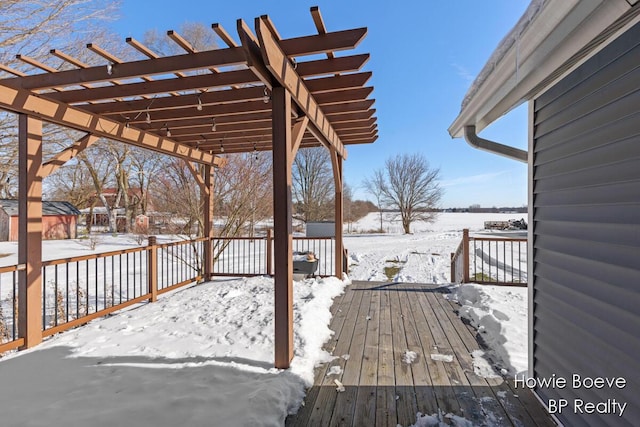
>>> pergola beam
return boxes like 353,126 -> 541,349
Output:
290,116 -> 309,163
0,82 -> 222,166
183,160 -> 208,195
279,28 -> 367,57
315,86 -> 373,105
295,54 -> 369,78
212,23 -> 240,47
329,109 -> 375,122
83,85 -> 265,114
40,134 -> 98,177
124,99 -> 271,124
151,111 -> 272,130
2,47 -> 246,90
44,69 -> 258,104
323,99 -> 375,115
304,72 -> 372,92
255,16 -> 346,159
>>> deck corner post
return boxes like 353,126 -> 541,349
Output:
462,228 -> 470,283
17,114 -> 43,349
147,236 -> 158,302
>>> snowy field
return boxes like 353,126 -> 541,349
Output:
0,213 -> 529,426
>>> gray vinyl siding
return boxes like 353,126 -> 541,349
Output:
531,20 -> 640,427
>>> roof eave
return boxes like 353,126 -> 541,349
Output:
449,0 -> 637,139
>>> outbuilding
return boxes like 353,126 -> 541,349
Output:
0,200 -> 80,241
449,1 -> 639,425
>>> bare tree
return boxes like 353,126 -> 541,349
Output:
0,0 -> 119,56
216,152 -> 273,238
153,159 -> 203,236
373,153 -> 442,234
292,147 -> 334,222
363,169 -> 386,232
0,1 -> 121,208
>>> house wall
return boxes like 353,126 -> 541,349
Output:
8,215 -> 77,241
531,21 -> 640,426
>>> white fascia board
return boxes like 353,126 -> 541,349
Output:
449,0 -> 632,139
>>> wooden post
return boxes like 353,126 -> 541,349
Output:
343,248 -> 349,275
266,228 -> 273,276
450,252 -> 455,283
272,86 -> 294,369
462,228 -> 470,283
330,149 -> 344,279
147,236 -> 158,302
203,164 -> 214,281
18,115 -> 43,349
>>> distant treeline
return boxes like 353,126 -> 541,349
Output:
441,207 -> 528,213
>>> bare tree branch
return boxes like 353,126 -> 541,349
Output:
368,153 -> 443,234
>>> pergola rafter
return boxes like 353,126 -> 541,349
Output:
0,6 -> 377,369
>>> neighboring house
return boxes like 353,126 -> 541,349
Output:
449,1 -> 639,426
83,187 -> 154,232
0,200 -> 80,241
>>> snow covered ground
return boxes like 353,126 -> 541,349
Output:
0,212 -> 529,426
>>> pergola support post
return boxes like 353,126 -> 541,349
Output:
272,86 -> 294,369
330,149 -> 344,279
203,164 -> 214,281
18,114 -> 43,349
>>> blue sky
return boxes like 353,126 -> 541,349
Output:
110,0 -> 531,208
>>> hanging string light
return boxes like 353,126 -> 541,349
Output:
263,87 -> 270,104
197,94 -> 203,111
211,117 -> 217,132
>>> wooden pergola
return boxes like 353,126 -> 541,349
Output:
0,7 -> 377,368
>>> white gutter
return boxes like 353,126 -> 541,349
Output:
448,0 -> 636,149
463,125 -> 527,162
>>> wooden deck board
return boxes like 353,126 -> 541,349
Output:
288,282 -> 556,427
389,287 -> 419,426
352,285 -> 379,426
329,286 -> 371,426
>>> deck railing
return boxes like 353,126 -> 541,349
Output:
212,231 -> 336,277
451,228 -> 527,286
1,232 -> 339,353
0,265 -> 21,351
0,237 -> 205,354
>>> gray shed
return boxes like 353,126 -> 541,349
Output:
449,1 -> 639,426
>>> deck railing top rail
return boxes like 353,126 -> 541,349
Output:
451,228 -> 528,287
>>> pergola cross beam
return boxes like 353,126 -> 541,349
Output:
255,16 -> 347,159
0,82 -> 223,166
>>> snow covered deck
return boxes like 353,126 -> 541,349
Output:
287,281 -> 555,427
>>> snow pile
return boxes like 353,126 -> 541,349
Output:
408,411 -> 474,427
402,350 -> 418,364
430,353 -> 454,363
448,283 -> 528,375
326,365 -> 343,376
471,350 -> 501,378
5,275 -> 346,426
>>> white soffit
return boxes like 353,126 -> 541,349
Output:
448,0 -> 636,138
